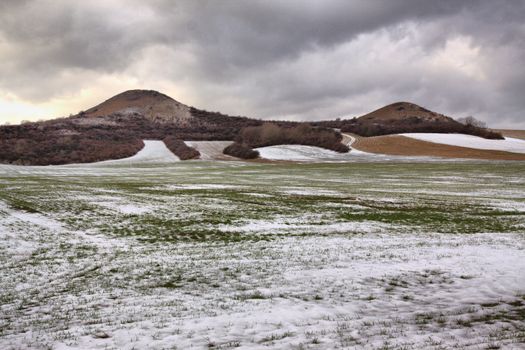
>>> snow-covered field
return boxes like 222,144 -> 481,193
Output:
184,141 -> 234,160
0,160 -> 524,349
256,145 -> 354,161
96,140 -> 180,164
255,144 -> 393,161
403,133 -> 525,153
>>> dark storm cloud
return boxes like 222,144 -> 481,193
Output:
1,0 -> 524,127
156,1 -> 457,70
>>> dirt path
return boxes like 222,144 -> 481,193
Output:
341,133 -> 356,147
350,134 -> 525,160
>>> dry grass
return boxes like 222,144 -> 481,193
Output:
496,129 -> 525,140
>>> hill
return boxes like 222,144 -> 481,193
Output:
83,90 -> 193,125
358,102 -> 456,123
0,90 -> 344,165
0,92 -> 504,165
315,102 -> 502,139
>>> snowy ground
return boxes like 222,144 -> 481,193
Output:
255,144 -> 404,162
184,141 -> 234,160
0,160 -> 524,349
256,145 -> 356,161
402,133 -> 525,154
96,140 -> 180,164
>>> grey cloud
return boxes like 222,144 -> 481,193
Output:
0,0 -> 524,127
158,0 -> 467,79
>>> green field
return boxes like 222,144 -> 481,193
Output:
0,161 -> 524,349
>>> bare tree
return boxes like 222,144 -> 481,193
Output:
457,116 -> 487,129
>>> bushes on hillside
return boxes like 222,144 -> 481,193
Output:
0,135 -> 143,165
223,142 -> 259,159
457,116 -> 487,129
0,110 -> 252,165
338,120 -> 503,139
0,106 -> 352,165
237,123 -> 350,153
4,102 -> 504,165
163,136 -> 200,160
316,117 -> 503,140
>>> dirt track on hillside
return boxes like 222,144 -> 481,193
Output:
351,134 -> 525,161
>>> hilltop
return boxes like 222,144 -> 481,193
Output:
358,102 -> 456,123
83,90 -> 193,125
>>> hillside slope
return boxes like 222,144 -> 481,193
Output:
316,102 -> 502,139
351,134 -> 525,160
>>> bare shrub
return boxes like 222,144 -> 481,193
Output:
163,136 -> 200,160
457,116 -> 487,129
223,142 -> 259,159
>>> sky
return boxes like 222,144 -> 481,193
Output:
1,0 -> 524,128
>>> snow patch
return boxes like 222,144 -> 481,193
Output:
256,145 -> 357,161
184,141 -> 234,160
96,140 -> 180,164
280,187 -> 342,196
93,201 -> 151,215
217,218 -> 387,234
256,144 -> 401,161
159,184 -> 240,190
402,133 -> 525,153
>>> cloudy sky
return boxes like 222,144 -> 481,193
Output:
1,0 -> 524,128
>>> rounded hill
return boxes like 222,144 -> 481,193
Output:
84,89 -> 193,125
358,102 -> 455,123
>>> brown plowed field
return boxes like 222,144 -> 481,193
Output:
351,134 -> 525,161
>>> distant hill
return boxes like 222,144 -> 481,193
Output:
358,102 -> 456,123
0,91 -> 502,165
0,90 -> 265,165
315,102 -> 502,139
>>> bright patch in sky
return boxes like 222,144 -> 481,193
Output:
431,36 -> 486,81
